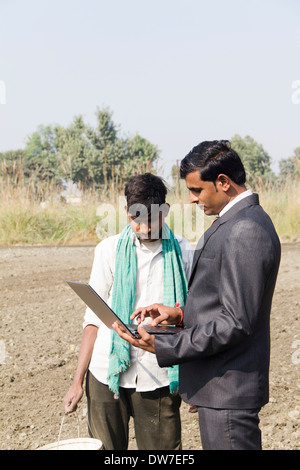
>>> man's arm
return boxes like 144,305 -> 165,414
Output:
63,325 -> 98,414
63,238 -> 116,413
116,219 -> 276,368
113,304 -> 182,354
155,219 -> 276,367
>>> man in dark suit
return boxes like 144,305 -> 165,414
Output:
113,140 -> 281,450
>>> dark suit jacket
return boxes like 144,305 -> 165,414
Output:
155,194 -> 281,409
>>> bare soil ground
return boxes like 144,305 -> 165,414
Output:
0,243 -> 299,450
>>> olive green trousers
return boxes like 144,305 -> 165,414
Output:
86,370 -> 182,450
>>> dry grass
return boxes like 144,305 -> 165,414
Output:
0,174 -> 299,245
258,179 -> 300,242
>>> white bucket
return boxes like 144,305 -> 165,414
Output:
38,413 -> 102,451
38,437 -> 102,450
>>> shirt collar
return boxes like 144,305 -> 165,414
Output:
132,231 -> 163,253
219,189 -> 253,218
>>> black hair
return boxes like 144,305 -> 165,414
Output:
125,173 -> 167,217
180,140 -> 246,185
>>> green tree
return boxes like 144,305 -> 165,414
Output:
87,108 -> 160,188
25,125 -> 59,182
21,107 -> 160,191
230,134 -> 273,185
89,107 -> 121,187
124,134 -> 159,174
278,147 -> 300,182
54,115 -> 95,188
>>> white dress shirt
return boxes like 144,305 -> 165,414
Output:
83,232 -> 194,392
219,189 -> 253,217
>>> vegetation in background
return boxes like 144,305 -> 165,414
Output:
0,110 -> 299,245
0,107 -> 159,194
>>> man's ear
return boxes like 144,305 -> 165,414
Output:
216,174 -> 231,192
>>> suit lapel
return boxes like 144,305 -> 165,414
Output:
188,193 -> 259,286
189,220 -> 220,286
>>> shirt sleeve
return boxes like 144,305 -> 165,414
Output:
82,236 -> 117,329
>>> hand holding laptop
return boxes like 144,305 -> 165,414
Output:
113,303 -> 183,354
112,321 -> 156,354
66,281 -> 183,340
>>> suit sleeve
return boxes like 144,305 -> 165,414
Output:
155,219 -> 275,367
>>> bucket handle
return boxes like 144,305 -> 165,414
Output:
57,411 -> 80,449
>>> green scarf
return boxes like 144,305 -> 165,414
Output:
107,223 -> 187,397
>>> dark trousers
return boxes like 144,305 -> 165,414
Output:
86,371 -> 182,450
197,406 -> 262,450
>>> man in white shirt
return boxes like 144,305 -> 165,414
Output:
63,173 -> 193,450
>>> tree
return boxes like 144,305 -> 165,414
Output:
230,134 -> 273,185
25,125 -> 59,182
278,147 -> 300,183
54,115 -> 95,188
20,107 -> 160,191
89,107 -> 121,187
124,134 -> 159,174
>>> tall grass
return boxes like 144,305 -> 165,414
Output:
258,179 -> 300,241
0,173 -> 299,245
0,202 -> 100,245
0,175 -> 100,245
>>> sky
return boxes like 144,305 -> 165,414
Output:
0,0 -> 299,179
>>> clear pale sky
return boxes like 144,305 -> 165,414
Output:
0,0 -> 299,178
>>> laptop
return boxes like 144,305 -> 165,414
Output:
66,280 -> 183,339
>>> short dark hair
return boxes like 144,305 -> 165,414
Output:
180,140 -> 246,185
125,173 -> 167,217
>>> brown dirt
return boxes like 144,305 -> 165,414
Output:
0,243 -> 299,450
